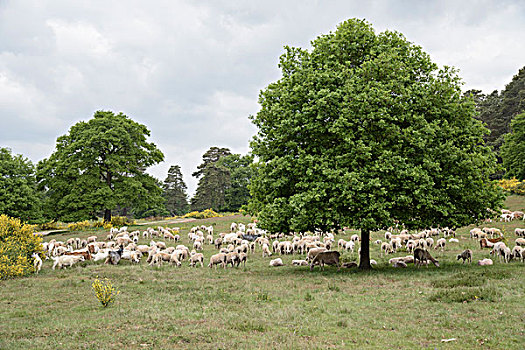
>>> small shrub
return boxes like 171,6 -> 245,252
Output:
92,277 -> 120,307
429,286 -> 500,303
304,292 -> 314,301
255,291 -> 270,302
327,283 -> 340,292
0,215 -> 42,279
431,273 -> 486,288
92,221 -> 105,228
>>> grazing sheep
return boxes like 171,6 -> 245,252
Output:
52,255 -> 84,270
380,242 -> 393,256
214,237 -> 223,250
374,239 -> 382,245
310,251 -> 341,271
307,247 -> 327,262
32,253 -> 42,273
237,252 -> 247,267
370,259 -> 377,266
514,228 -> 525,237
226,252 -> 239,267
477,258 -> 493,266
515,238 -> 525,246
292,259 -> 308,266
344,240 -> 355,253
208,253 -> 227,269
350,234 -> 359,242
502,246 -> 512,263
193,241 -> 203,251
189,253 -> 204,267
435,238 -> 446,252
262,243 -> 272,257
456,249 -> 473,264
511,246 -> 524,261
338,239 -> 346,249
87,235 -> 97,243
425,237 -> 434,249
414,248 -> 439,267
269,258 -> 284,267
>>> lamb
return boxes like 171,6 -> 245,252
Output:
189,253 -> 204,267
477,258 -> 493,266
502,246 -> 512,263
32,253 -> 42,273
456,249 -> 473,264
269,258 -> 284,267
52,255 -> 85,270
338,239 -> 346,250
214,237 -> 223,250
350,234 -> 359,242
292,259 -> 308,266
345,241 -> 355,253
208,253 -> 227,269
310,251 -> 341,271
414,248 -> 439,267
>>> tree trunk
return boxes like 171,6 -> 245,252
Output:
359,228 -> 372,270
104,209 -> 112,223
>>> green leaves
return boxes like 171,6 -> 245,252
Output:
36,111 -> 164,221
249,18 -> 502,235
501,112 -> 525,180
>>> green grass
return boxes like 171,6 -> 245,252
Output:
1,207 -> 525,349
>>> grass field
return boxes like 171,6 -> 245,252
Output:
1,199 -> 524,349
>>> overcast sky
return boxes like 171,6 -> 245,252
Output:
1,0 -> 524,195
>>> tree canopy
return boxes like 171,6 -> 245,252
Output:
501,112 -> 525,180
37,111 -> 164,222
163,165 -> 189,215
249,19 -> 502,269
0,148 -> 42,222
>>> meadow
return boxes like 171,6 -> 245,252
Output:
1,199 -> 524,349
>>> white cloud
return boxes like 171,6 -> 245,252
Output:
1,0 -> 524,196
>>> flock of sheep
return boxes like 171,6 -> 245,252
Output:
33,209 -> 525,274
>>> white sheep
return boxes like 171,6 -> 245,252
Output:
292,259 -> 308,266
52,255 -> 84,270
448,238 -> 459,243
262,243 -> 272,257
208,253 -> 227,269
477,258 -> 493,266
269,258 -> 284,267
345,241 -> 355,253
435,238 -> 446,252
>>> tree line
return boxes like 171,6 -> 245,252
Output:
0,111 -> 254,223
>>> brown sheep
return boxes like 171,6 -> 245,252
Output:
310,251 -> 341,271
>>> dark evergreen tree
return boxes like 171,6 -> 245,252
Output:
218,154 -> 254,211
163,165 -> 189,215
191,147 -> 231,211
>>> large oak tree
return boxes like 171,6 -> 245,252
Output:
37,111 -> 164,222
249,19 -> 502,269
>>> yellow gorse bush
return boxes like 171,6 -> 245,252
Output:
110,216 -> 135,227
498,178 -> 525,195
67,220 -> 91,231
0,215 -> 42,279
182,209 -> 222,219
92,277 -> 120,307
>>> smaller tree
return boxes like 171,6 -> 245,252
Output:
0,148 -> 42,222
501,112 -> 525,180
163,165 -> 189,215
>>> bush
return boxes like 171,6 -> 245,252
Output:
92,277 -> 120,307
498,178 -> 525,195
67,220 -> 91,231
110,216 -> 135,227
182,209 -> 222,219
0,215 -> 43,279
